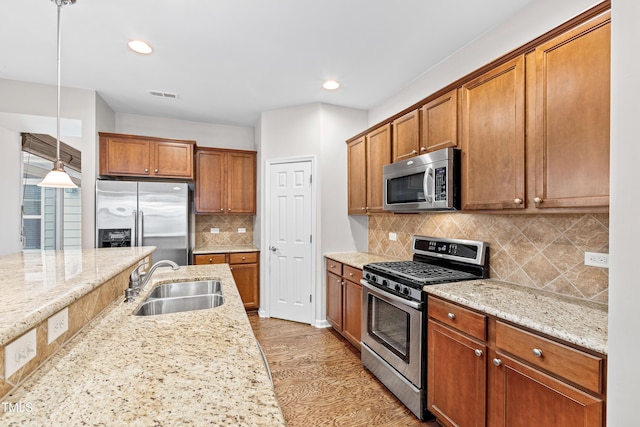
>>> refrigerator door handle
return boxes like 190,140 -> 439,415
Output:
132,210 -> 138,246
139,210 -> 144,246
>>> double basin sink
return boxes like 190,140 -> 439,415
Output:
134,280 -> 225,316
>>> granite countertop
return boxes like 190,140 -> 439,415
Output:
0,246 -> 155,347
193,245 -> 260,255
424,280 -> 608,355
324,251 -> 405,269
1,264 -> 285,426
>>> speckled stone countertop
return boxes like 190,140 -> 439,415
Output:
0,247 -> 155,347
324,251 -> 404,269
193,245 -> 260,255
424,280 -> 608,355
1,264 -> 285,426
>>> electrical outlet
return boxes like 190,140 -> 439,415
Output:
389,232 -> 397,241
5,329 -> 37,378
585,252 -> 609,268
48,307 -> 69,344
238,228 -> 246,233
210,228 -> 219,234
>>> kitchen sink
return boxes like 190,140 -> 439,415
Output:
134,294 -> 225,316
146,280 -> 222,299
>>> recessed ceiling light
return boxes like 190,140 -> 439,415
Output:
323,80 -> 340,90
128,40 -> 153,54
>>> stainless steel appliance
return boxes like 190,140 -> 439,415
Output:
383,147 -> 460,212
361,235 -> 489,420
95,180 -> 190,265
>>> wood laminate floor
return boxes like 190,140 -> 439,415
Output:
249,313 -> 440,427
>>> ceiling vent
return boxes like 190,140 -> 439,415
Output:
148,90 -> 178,99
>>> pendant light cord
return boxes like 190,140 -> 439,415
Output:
56,0 -> 62,161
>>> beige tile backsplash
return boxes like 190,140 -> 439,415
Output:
369,213 -> 609,304
195,214 -> 255,247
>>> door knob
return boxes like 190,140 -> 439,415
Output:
269,246 -> 278,252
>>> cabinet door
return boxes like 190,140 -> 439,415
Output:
154,141 -> 194,178
342,279 -> 362,349
347,136 -> 367,215
231,262 -> 259,310
421,88 -> 459,153
427,320 -> 486,427
326,271 -> 343,331
227,151 -> 256,214
101,137 -> 151,176
366,124 -> 392,213
533,13 -> 610,208
490,352 -> 603,427
461,56 -> 526,210
392,110 -> 420,162
195,150 -> 226,213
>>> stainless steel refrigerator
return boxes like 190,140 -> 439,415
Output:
95,180 -> 191,265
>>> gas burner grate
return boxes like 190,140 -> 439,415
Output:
367,261 -> 477,284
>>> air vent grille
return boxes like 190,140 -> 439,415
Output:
148,90 -> 178,99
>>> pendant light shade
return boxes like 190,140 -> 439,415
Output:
38,0 -> 78,188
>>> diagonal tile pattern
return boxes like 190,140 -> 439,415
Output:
369,213 -> 609,303
195,214 -> 255,247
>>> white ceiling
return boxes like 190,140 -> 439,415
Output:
0,0 -> 534,127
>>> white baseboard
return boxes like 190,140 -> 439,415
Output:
314,319 -> 331,329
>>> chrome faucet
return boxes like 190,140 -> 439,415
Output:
125,260 -> 180,301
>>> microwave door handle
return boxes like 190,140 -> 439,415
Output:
424,167 -> 434,204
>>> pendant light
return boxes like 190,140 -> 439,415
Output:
38,0 -> 78,188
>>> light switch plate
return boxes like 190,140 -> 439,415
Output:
5,329 -> 37,378
47,307 -> 69,344
238,228 -> 246,233
210,228 -> 219,234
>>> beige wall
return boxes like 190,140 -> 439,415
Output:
369,212 -> 608,303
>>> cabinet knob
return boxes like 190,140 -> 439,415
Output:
228,208 -> 231,211
154,168 -> 158,173
242,256 -> 246,260
447,312 -> 456,320
349,272 -> 353,277
220,208 -> 224,211
361,207 -> 366,211
144,168 -> 149,173
474,349 -> 483,357
514,198 -> 523,204
493,358 -> 502,367
534,197 -> 543,204
411,150 -> 418,154
208,258 -> 213,262
230,267 -> 233,271
532,348 -> 543,357
420,147 -> 427,152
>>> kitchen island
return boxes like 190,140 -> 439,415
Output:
1,263 -> 285,426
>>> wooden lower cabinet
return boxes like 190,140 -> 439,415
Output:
325,258 -> 362,350
489,350 -> 603,427
427,296 -> 606,427
427,320 -> 486,427
194,251 -> 259,310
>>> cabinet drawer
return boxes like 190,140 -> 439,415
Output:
194,254 -> 227,264
342,265 -> 362,283
495,321 -> 604,393
229,252 -> 258,264
326,259 -> 343,275
428,297 -> 487,341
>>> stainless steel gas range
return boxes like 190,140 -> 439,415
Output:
361,235 -> 489,420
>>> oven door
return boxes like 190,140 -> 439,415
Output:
361,280 -> 423,387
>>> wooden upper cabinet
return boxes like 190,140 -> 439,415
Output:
366,124 -> 392,213
99,132 -> 194,179
195,148 -> 256,214
461,56 -> 526,210
533,12 -> 610,209
392,110 -> 421,162
421,88 -> 459,153
347,136 -> 367,214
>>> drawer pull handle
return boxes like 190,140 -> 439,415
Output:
532,348 -> 543,357
474,349 -> 483,357
447,313 -> 456,320
493,358 -> 502,366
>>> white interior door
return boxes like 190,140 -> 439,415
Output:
268,159 -> 313,324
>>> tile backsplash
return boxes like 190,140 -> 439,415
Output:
369,213 -> 609,304
195,214 -> 254,247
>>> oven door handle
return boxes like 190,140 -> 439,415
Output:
361,280 -> 423,310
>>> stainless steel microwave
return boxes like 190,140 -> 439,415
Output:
383,148 -> 460,212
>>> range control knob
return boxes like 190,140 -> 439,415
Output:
371,276 -> 377,283
364,273 -> 370,280
395,284 -> 401,292
382,279 -> 388,287
403,287 -> 410,296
